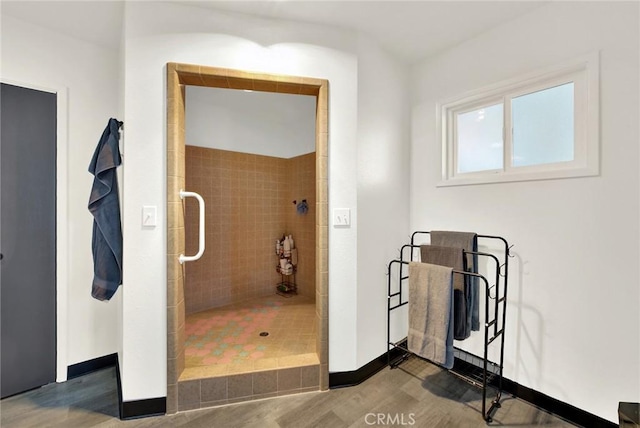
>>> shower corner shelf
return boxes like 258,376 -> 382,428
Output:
276,265 -> 297,297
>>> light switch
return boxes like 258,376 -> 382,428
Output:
142,205 -> 157,227
333,208 -> 351,227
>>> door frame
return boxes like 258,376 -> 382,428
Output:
1,79 -> 69,383
165,63 -> 329,413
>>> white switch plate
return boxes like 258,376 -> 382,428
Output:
142,205 -> 157,227
333,208 -> 351,227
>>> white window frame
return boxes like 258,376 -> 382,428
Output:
438,52 -> 599,186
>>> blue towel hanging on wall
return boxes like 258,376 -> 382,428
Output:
88,118 -> 123,301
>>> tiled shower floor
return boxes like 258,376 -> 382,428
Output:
180,294 -> 317,381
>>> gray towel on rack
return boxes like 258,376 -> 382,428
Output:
431,231 -> 479,333
408,262 -> 454,369
420,245 -> 467,340
88,118 -> 123,301
420,245 -> 465,291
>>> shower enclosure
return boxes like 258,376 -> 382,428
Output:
166,63 -> 329,413
181,145 -> 316,379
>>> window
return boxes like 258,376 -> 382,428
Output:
439,53 -> 599,186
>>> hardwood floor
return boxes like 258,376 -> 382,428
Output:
0,356 -> 576,427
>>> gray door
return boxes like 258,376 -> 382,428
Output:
1,83 -> 57,398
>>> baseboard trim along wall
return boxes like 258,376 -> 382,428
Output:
69,353 -> 166,420
67,353 -> 118,379
499,376 -> 616,428
120,397 -> 167,420
329,346 -> 405,389
112,354 -> 166,420
329,350 -> 617,428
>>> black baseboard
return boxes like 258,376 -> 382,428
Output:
68,353 -> 167,420
114,355 -> 123,419
121,397 -> 167,420
330,350 -> 616,428
499,377 -> 616,428
329,346 -> 405,388
112,353 -> 166,420
67,353 -> 118,379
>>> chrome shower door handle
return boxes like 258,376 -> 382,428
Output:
179,190 -> 205,264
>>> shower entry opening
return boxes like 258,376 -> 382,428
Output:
166,63 -> 329,412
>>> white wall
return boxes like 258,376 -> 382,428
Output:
121,1 -> 360,400
185,86 -> 316,158
356,35 -> 410,366
0,14 -> 122,374
4,2 -> 633,423
410,2 -> 639,422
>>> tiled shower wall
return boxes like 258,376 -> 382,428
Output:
185,146 -> 316,314
286,153 -> 316,299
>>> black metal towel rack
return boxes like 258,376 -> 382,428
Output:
386,231 -> 511,423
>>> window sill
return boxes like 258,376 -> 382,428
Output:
437,165 -> 599,187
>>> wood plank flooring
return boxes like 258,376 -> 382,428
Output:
0,356 -> 576,427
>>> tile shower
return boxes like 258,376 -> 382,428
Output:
184,146 -> 316,311
166,63 -> 329,414
177,145 -> 318,409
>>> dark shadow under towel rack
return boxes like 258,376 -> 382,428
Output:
386,231 -> 511,423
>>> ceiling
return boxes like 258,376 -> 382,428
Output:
183,1 -> 547,63
1,1 -> 126,50
1,0 -> 548,64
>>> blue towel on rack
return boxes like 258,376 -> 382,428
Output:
88,118 -> 123,301
431,231 -> 479,333
408,262 -> 454,369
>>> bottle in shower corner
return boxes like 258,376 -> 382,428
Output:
283,235 -> 291,255
275,240 -> 281,255
289,234 -> 294,249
